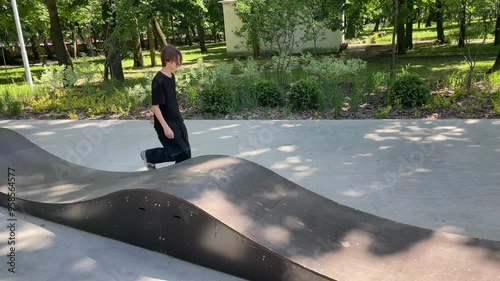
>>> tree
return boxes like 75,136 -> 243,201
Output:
235,0 -> 308,84
301,0 -> 329,54
101,0 -> 124,85
436,0 -> 445,43
205,0 -> 224,42
45,0 -> 73,67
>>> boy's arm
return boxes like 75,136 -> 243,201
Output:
152,105 -> 174,138
152,105 -> 168,129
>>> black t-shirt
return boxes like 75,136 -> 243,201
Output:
151,71 -> 183,130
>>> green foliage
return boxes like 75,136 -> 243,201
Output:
232,58 -> 262,109
348,81 -> 367,112
300,53 -> 366,115
331,84 -> 344,118
234,58 -> 262,81
371,71 -> 390,89
432,93 -> 452,108
270,54 -> 298,86
0,93 -> 4,114
198,61 -> 236,114
176,59 -> 208,110
447,71 -> 467,89
250,79 -> 284,107
376,105 -> 391,119
200,83 -> 235,115
301,53 -> 367,81
35,65 -> 78,92
491,91 -> 500,116
125,84 -> 149,110
289,78 -> 321,110
1,90 -> 22,117
27,86 -> 137,117
388,73 -> 431,108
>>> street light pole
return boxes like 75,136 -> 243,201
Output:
11,0 -> 34,91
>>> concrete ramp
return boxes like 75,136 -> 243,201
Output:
0,127 -> 499,281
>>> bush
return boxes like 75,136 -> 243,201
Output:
250,79 -> 284,107
376,105 -> 392,119
0,94 -> 4,114
289,78 -> 321,110
492,91 -> 500,116
388,73 -> 431,108
3,91 -> 22,117
28,87 -> 134,116
200,83 -> 235,114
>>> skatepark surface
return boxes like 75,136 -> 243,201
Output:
0,119 -> 499,281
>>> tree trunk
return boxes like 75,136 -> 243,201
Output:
72,31 -> 77,58
197,13 -> 208,53
190,25 -> 197,42
185,22 -> 193,46
397,0 -> 406,55
42,37 -> 55,60
436,0 -> 445,44
44,0 -> 73,67
151,17 -> 167,49
75,22 -> 91,56
391,0 -> 399,78
373,18 -> 380,32
495,15 -> 500,45
101,0 -> 124,85
30,35 -> 40,62
133,20 -> 143,67
102,0 -> 110,80
211,22 -> 218,42
417,6 -> 421,29
147,23 -> 156,67
107,35 -> 124,85
425,9 -> 432,27
458,1 -> 466,47
406,0 -> 414,50
140,33 -> 145,49
486,48 -> 500,74
1,44 -> 15,65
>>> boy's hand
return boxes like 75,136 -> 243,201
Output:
164,127 -> 174,139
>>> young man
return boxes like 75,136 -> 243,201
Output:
140,45 -> 191,170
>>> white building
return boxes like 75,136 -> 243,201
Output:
220,0 -> 344,56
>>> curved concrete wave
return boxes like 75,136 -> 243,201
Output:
0,128 -> 499,281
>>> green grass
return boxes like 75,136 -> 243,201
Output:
354,20 -> 496,44
401,41 -> 498,57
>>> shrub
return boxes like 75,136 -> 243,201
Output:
0,93 -> 4,114
28,86 -> 134,116
376,105 -> 392,119
388,73 -> 431,108
492,91 -> 500,116
3,91 -> 22,117
125,84 -> 149,110
289,78 -> 321,110
250,79 -> 284,107
200,83 -> 235,114
301,53 -> 367,82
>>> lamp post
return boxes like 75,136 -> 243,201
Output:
11,0 -> 34,91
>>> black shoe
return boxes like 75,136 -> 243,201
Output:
140,150 -> 156,170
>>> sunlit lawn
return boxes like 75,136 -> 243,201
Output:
357,20 -> 496,43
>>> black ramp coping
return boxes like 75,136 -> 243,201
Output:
0,127 -> 499,281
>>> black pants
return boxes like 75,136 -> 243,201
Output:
146,122 -> 191,164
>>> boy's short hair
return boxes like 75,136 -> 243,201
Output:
161,45 -> 182,67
